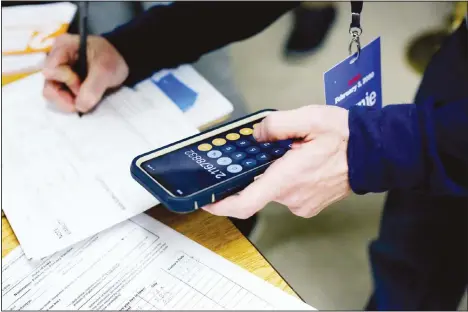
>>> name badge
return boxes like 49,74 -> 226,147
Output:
324,37 -> 382,110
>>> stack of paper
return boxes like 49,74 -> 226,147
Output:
1,2 -> 76,75
2,73 -> 197,259
2,57 -> 234,259
1,214 -> 314,310
0,31 -> 311,310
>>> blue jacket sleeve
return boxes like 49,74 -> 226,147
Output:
103,2 -> 297,86
348,97 -> 468,196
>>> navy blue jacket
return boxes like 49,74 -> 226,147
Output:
104,2 -> 468,196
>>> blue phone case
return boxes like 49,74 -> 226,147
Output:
130,109 -> 276,214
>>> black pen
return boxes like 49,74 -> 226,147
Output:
74,1 -> 89,118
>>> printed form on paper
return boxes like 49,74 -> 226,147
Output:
2,73 -> 198,259
1,214 -> 315,310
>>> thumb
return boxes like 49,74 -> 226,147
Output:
254,106 -> 319,142
75,65 -> 110,113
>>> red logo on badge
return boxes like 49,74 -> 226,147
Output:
348,73 -> 361,86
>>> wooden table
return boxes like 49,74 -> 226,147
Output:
1,73 -> 298,298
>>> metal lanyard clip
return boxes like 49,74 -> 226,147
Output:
349,1 -> 363,62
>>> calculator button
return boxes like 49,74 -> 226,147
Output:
226,133 -> 240,141
259,142 -> 273,148
253,123 -> 260,129
217,157 -> 232,166
207,150 -> 222,158
227,164 -> 243,174
198,143 -> 212,152
232,152 -> 246,161
256,153 -> 271,162
242,159 -> 257,168
246,146 -> 260,154
221,145 -> 236,153
278,139 -> 293,148
212,138 -> 226,146
235,139 -> 251,148
240,128 -> 253,135
271,148 -> 286,157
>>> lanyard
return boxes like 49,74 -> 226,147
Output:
349,1 -> 363,61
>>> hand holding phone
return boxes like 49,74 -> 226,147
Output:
203,105 -> 351,220
131,109 -> 292,213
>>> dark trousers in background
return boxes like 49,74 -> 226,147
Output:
367,190 -> 468,310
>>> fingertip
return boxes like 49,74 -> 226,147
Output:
43,81 -> 77,113
201,202 -> 223,216
255,117 -> 271,142
43,81 -> 58,101
42,67 -> 58,80
256,114 -> 278,142
201,195 -> 245,218
75,91 -> 98,113
42,66 -> 81,96
201,203 -> 213,211
253,126 -> 262,141
291,142 -> 303,149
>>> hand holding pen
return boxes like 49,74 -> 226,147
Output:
74,1 -> 89,117
42,3 -> 129,115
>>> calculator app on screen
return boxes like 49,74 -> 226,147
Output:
141,120 -> 292,197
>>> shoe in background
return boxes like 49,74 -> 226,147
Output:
284,2 -> 337,60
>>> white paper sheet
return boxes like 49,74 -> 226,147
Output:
1,214 -> 314,310
2,73 -> 198,259
1,53 -> 46,75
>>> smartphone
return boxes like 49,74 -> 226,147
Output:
131,109 -> 292,214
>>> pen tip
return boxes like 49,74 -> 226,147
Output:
78,112 -> 83,118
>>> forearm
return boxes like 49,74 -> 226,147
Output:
348,98 -> 468,196
103,2 -> 297,85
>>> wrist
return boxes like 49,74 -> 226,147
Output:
335,106 -> 350,141
321,105 -> 350,141
102,30 -> 147,86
